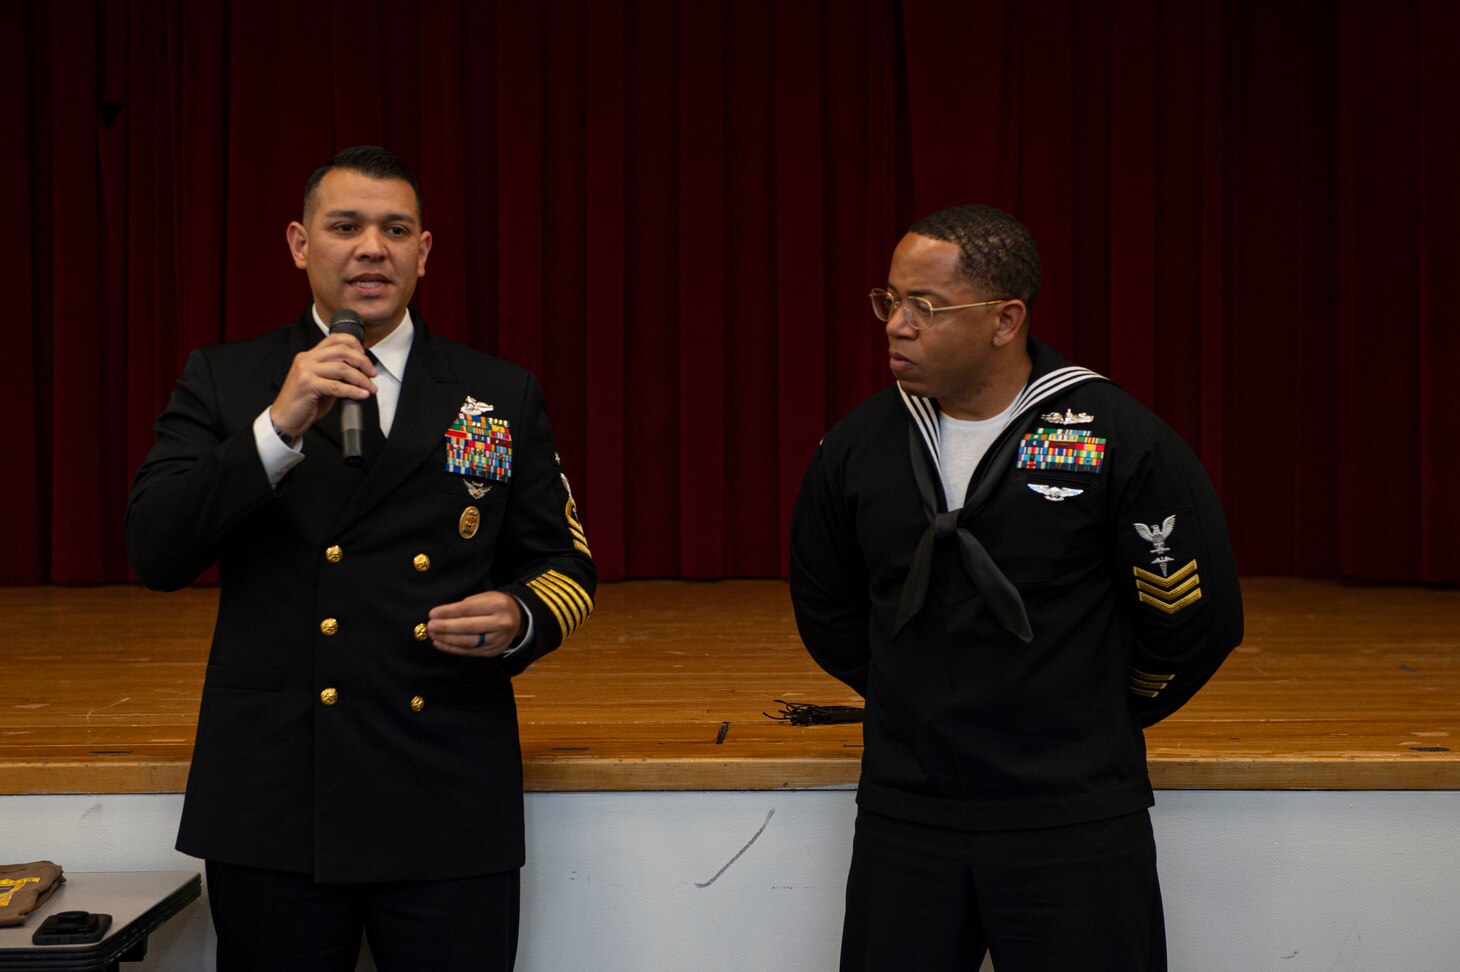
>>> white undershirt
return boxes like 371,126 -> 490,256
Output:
938,395 -> 1020,511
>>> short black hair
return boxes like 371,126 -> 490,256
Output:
302,145 -> 423,222
908,204 -> 1040,308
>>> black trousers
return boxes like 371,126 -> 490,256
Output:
840,807 -> 1166,972
206,861 -> 520,972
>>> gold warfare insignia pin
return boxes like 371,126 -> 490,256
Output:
459,506 -> 481,539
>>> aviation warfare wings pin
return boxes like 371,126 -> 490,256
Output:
1028,484 -> 1085,502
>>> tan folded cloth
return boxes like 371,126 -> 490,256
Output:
0,861 -> 65,927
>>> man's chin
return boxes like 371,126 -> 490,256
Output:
344,302 -> 402,328
890,374 -> 928,396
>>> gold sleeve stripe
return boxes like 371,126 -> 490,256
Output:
1130,678 -> 1169,692
1129,686 -> 1162,698
1136,573 -> 1201,600
527,577 -> 581,632
1131,669 -> 1175,683
541,585 -> 584,630
1138,587 -> 1203,615
537,573 -> 590,627
526,570 -> 594,639
1133,559 -> 1198,587
540,569 -> 592,616
527,581 -> 571,637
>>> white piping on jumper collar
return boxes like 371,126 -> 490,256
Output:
897,365 -> 1105,472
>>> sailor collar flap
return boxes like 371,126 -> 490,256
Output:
893,346 -> 1107,643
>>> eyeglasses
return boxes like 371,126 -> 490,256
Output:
869,288 -> 1010,330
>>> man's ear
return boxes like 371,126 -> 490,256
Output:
991,299 -> 1028,348
286,221 -> 308,270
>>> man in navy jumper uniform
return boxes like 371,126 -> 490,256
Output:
790,204 -> 1242,971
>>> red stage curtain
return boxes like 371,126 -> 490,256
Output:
9,0 -> 1458,584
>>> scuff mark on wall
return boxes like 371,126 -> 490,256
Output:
695,809 -> 775,888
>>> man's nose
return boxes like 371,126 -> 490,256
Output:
885,303 -> 918,338
355,227 -> 387,258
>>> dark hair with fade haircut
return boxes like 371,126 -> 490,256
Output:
908,204 -> 1041,309
302,145 -> 424,223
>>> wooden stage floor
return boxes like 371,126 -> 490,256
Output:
2,579 -> 1458,794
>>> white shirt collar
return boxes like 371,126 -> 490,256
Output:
310,306 -> 415,383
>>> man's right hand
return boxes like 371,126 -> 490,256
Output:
268,333 -> 378,442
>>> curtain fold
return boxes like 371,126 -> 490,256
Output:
11,0 -> 1458,584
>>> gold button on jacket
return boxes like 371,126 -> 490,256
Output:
413,623 -> 429,642
413,553 -> 431,572
409,696 -> 426,712
320,618 -> 339,636
325,545 -> 342,564
320,687 -> 339,706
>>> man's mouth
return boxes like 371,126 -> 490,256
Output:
350,274 -> 389,293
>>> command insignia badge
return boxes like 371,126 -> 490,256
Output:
1028,483 -> 1085,502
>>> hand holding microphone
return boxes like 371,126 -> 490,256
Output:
267,309 -> 377,455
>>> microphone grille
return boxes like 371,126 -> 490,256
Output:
329,309 -> 365,340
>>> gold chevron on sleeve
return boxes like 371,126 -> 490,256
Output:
565,498 -> 592,557
1129,669 -> 1174,698
526,569 -> 594,640
1132,559 -> 1202,614
1138,588 -> 1203,614
1136,572 -> 1200,600
1133,559 -> 1198,586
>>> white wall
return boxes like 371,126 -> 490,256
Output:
4,790 -> 1459,971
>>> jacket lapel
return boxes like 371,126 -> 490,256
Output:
332,317 -> 462,530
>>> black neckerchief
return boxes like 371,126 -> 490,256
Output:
894,338 -> 1106,643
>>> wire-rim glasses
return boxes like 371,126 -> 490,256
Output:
869,288 -> 1010,330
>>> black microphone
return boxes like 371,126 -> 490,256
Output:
328,309 -> 368,466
